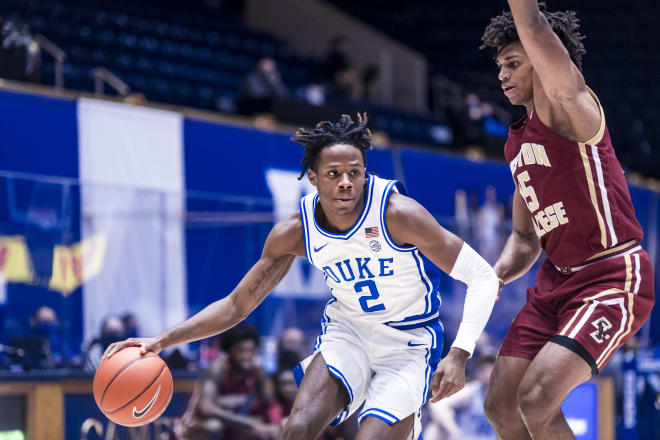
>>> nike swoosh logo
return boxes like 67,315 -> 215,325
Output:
133,385 -> 161,419
313,243 -> 328,252
407,341 -> 425,347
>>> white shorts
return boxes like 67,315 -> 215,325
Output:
293,300 -> 444,440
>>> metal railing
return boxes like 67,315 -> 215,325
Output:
33,34 -> 66,89
431,73 -> 464,120
91,67 -> 131,97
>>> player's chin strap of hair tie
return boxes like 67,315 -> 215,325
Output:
448,242 -> 499,357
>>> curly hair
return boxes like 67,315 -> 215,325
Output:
220,324 -> 260,352
480,2 -> 586,70
292,113 -> 372,180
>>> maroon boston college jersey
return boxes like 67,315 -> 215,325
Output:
503,90 -> 643,269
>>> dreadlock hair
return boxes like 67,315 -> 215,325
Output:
480,2 -> 586,70
292,113 -> 372,180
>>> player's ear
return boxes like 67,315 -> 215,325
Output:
308,169 -> 317,187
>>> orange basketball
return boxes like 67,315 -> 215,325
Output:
93,346 -> 173,427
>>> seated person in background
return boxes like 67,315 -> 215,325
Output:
276,327 -> 305,372
268,368 -> 358,440
10,306 -> 67,369
272,369 -> 297,424
121,312 -> 139,339
321,35 -> 361,100
424,355 -> 497,440
237,57 -> 288,115
0,16 -> 41,83
83,316 -> 125,372
175,325 -> 279,440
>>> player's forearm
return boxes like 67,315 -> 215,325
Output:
494,230 -> 541,284
449,243 -> 499,356
507,0 -> 543,29
155,297 -> 244,350
156,255 -> 294,350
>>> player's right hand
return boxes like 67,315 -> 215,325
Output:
102,337 -> 162,360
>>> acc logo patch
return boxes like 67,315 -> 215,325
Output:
369,240 -> 381,252
589,317 -> 613,344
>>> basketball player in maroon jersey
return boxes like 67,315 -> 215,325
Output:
480,1 -> 655,439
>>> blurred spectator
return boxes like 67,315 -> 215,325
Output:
460,93 -> 487,150
165,346 -> 193,371
121,312 -> 139,339
473,333 -> 498,360
480,102 -> 509,155
269,367 -> 359,440
237,57 -> 288,115
424,355 -> 496,440
83,316 -> 125,373
0,16 -> 41,83
600,336 -> 659,438
360,65 -> 379,102
477,186 -> 505,263
276,327 -> 304,372
175,325 -> 279,440
273,369 -> 297,423
8,306 -> 67,369
321,35 -> 361,100
198,334 -> 223,370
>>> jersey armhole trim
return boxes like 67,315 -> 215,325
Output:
584,87 -> 606,146
300,197 -> 314,266
380,179 -> 417,252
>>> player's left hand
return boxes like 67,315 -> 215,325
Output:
102,337 -> 162,360
496,277 -> 504,301
429,347 -> 468,402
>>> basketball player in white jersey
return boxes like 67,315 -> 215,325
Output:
104,114 -> 499,439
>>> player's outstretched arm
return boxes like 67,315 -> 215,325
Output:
103,213 -> 304,359
493,190 -> 541,287
385,193 -> 499,401
507,0 -> 585,101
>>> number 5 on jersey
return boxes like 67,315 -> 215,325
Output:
517,170 -> 539,211
354,280 -> 386,312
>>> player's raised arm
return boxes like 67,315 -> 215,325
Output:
506,0 -> 585,101
103,213 -> 304,359
385,192 -> 499,401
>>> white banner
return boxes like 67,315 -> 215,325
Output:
77,98 -> 187,346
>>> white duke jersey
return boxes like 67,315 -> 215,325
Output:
299,175 -> 442,331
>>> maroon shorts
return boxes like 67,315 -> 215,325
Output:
499,248 -> 655,374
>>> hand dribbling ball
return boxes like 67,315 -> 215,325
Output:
93,347 -> 173,426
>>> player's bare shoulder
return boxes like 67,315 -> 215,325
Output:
385,191 -> 424,227
385,189 -> 463,273
264,212 -> 306,258
384,191 -> 429,246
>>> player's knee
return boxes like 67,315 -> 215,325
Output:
483,387 -> 512,424
516,377 -> 547,423
483,389 -> 498,421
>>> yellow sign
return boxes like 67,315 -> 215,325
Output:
0,233 -> 107,295
49,233 -> 107,295
0,236 -> 34,282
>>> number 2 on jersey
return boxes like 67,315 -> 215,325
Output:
354,280 -> 386,312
